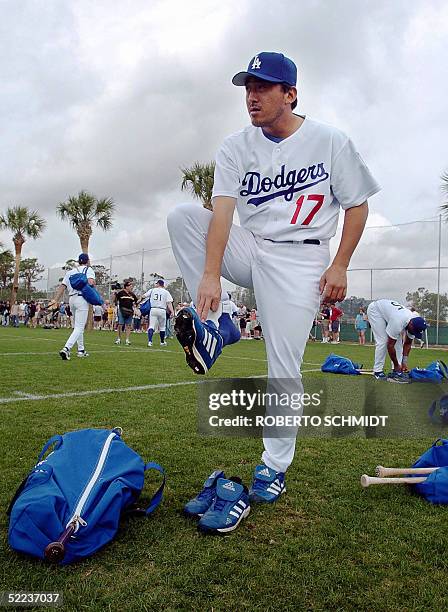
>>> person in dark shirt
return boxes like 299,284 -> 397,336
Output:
114,280 -> 138,346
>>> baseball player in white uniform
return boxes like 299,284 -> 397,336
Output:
141,280 -> 174,346
367,299 -> 427,381
167,51 -> 380,529
52,253 -> 96,360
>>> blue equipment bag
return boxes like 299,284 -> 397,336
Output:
81,284 -> 104,306
7,428 -> 165,564
409,360 -> 448,383
321,353 -> 362,376
69,267 -> 89,291
411,438 -> 448,502
68,267 -> 103,305
140,299 -> 151,316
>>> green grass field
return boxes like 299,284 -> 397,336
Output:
1,326 -> 448,611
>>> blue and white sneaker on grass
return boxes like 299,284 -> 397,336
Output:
174,307 -> 223,375
373,371 -> 387,381
249,464 -> 286,503
198,477 -> 250,534
387,371 -> 410,384
183,470 -> 225,518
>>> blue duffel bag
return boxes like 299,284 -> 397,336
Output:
411,438 -> 448,503
321,353 -> 362,376
7,427 -> 165,564
69,267 -> 104,305
140,299 -> 151,316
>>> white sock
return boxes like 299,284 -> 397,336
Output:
206,302 -> 223,325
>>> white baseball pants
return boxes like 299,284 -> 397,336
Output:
167,202 -> 330,473
149,307 -> 166,332
65,295 -> 89,352
367,302 -> 403,372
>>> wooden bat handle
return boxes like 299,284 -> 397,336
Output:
360,474 -> 427,488
375,465 -> 439,477
44,522 -> 76,563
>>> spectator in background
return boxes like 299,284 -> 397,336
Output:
330,304 -> 344,343
10,301 -> 19,327
19,300 -> 26,323
319,302 -> 331,343
355,306 -> 368,345
133,304 -> 142,333
107,301 -> 115,330
93,303 -> 103,329
28,300 -> 37,327
102,301 -> 110,329
114,280 -> 138,345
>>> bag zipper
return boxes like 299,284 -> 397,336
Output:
66,430 -> 118,532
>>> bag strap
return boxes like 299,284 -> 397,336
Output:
143,462 -> 165,515
37,434 -> 63,461
438,361 -> 448,379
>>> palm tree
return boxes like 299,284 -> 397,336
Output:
181,162 -> 215,211
0,207 -> 46,303
56,190 -> 115,252
442,171 -> 448,219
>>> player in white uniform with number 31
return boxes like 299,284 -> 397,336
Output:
167,51 -> 380,532
141,280 -> 174,346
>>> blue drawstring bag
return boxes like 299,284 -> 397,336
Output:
321,353 -> 362,376
7,428 -> 165,564
140,299 -> 151,316
409,360 -> 448,383
69,267 -> 89,291
81,284 -> 104,306
68,267 -> 103,305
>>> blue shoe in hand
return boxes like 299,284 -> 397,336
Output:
218,312 -> 241,346
198,477 -> 250,534
174,307 -> 223,375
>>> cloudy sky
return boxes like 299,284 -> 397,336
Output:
1,0 -> 447,300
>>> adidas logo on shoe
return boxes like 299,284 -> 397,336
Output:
258,467 -> 271,477
222,481 -> 236,491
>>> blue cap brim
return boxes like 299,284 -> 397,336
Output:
232,71 -> 288,86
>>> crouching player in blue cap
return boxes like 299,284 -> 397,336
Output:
367,299 -> 427,382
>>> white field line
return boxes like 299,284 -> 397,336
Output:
0,347 -> 322,367
0,368 -> 323,405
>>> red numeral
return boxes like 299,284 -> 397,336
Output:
290,194 -> 324,225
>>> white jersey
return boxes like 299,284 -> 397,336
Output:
143,287 -> 173,310
212,116 -> 380,241
62,266 -> 95,297
374,299 -> 418,340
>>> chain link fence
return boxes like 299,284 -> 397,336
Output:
36,216 -> 448,343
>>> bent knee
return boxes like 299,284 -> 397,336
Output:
167,202 -> 209,232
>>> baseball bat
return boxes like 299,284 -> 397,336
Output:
360,474 -> 427,488
44,522 -> 76,563
375,465 -> 439,477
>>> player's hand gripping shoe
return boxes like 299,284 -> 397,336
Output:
183,470 -> 225,518
249,464 -> 286,503
198,477 -> 250,534
174,307 -> 224,375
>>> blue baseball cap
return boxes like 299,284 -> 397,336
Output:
409,316 -> 427,339
156,279 -> 164,286
78,253 -> 89,264
232,52 -> 297,87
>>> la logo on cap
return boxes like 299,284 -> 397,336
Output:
251,56 -> 261,70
